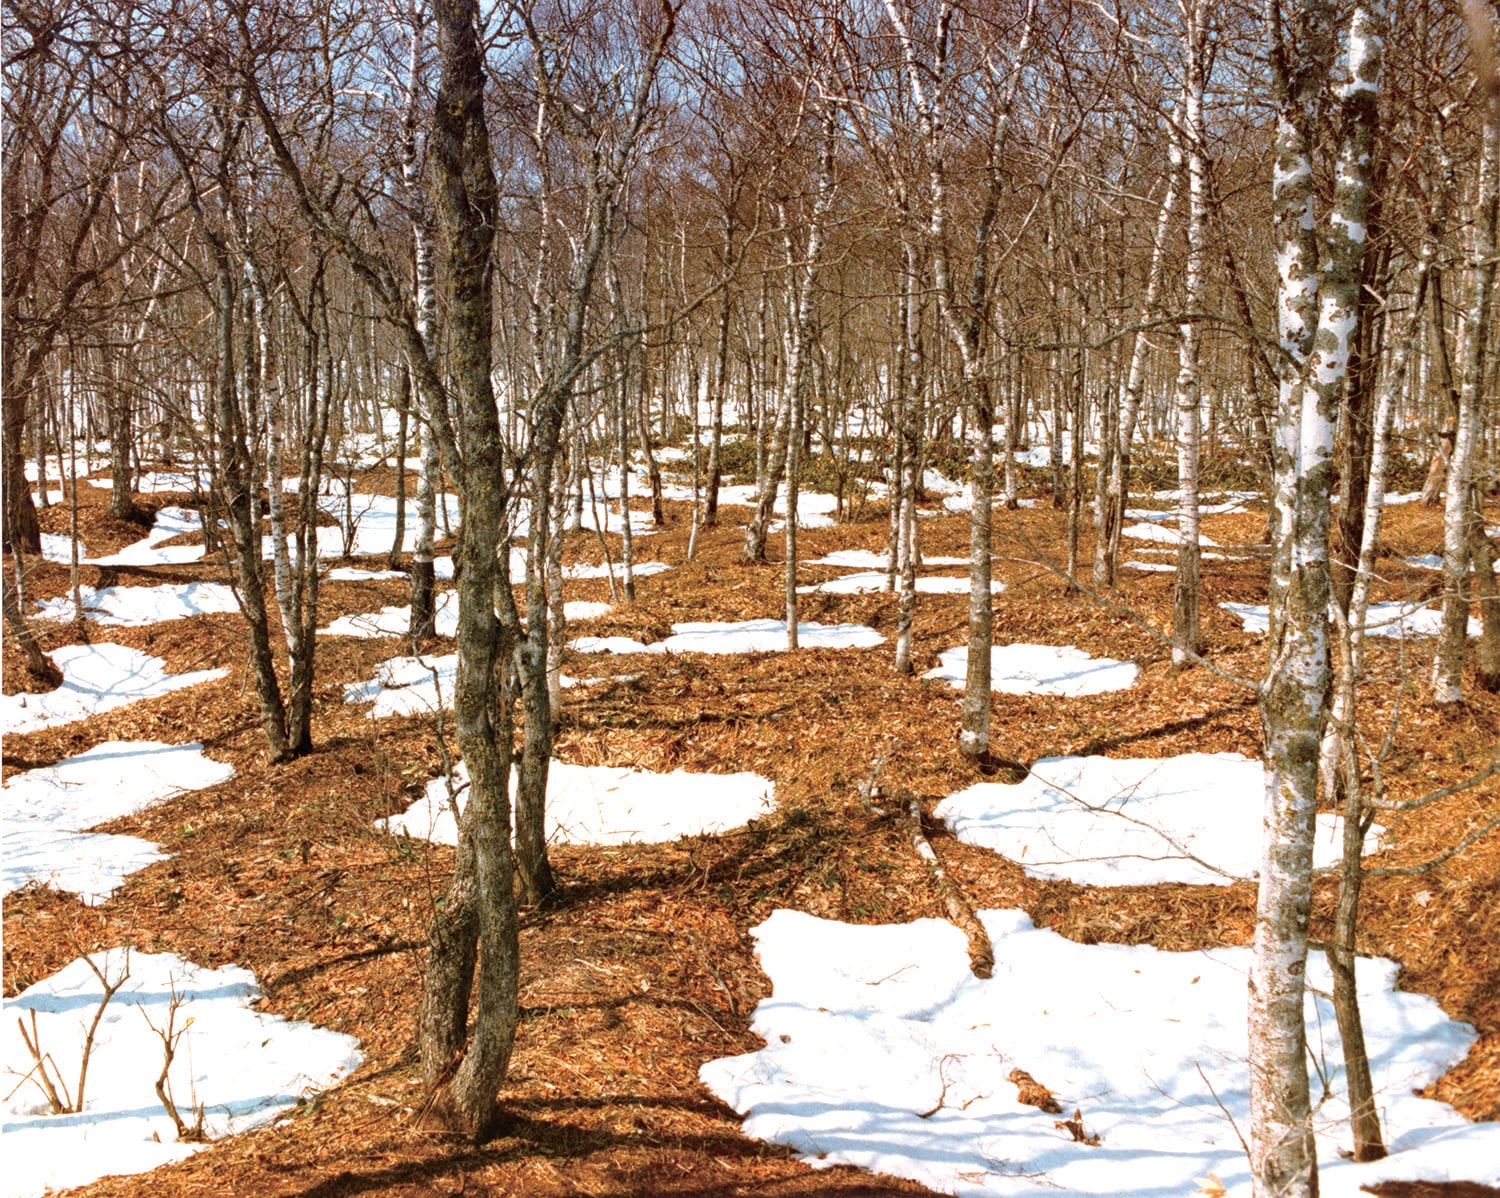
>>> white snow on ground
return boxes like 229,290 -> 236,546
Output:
3,742 -> 234,905
712,483 -> 839,529
1123,561 -> 1175,573
569,636 -> 663,655
563,560 -> 672,580
809,550 -> 969,568
701,909 -> 1499,1198
325,565 -> 407,581
661,620 -> 884,653
0,645 -> 227,735
88,507 -> 206,567
568,620 -> 885,655
89,470 -> 211,495
34,583 -> 240,627
936,753 -> 1368,886
1150,489 -> 1260,504
1120,522 -> 1221,548
2,949 -> 362,1198
1221,601 -> 1481,638
1126,546 -> 1244,561
326,595 -> 610,641
323,591 -> 458,639
1405,553 -> 1499,572
797,572 -> 1004,596
344,654 -> 456,717
925,645 -> 1137,697
344,652 -> 611,714
259,492 -> 463,561
1127,499 -> 1254,521
40,533 -> 86,563
380,760 -> 774,847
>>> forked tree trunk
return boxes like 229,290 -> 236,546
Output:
1252,4 -> 1385,1194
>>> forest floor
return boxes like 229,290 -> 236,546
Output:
3,463 -> 1499,1198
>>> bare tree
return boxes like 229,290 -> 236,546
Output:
1251,2 -> 1387,1194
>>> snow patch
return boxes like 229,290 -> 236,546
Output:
35,583 -> 240,627
924,645 -> 1137,697
3,950 -> 362,1198
3,742 -> 234,905
700,908 -> 1498,1198
323,592 -> 458,639
1,645 -> 227,735
936,753 -> 1370,886
1221,601 -> 1480,639
797,572 -> 1004,596
380,761 -> 774,847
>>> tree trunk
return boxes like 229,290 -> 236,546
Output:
1173,12 -> 1207,667
1433,63 -> 1499,703
388,369 -> 410,571
961,373 -> 995,759
419,0 -> 518,1141
1252,4 -> 1384,1193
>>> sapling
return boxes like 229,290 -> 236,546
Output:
6,949 -> 131,1116
139,976 -> 206,1142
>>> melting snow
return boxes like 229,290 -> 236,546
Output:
344,654 -> 456,718
924,645 -> 1137,697
936,753 -> 1369,886
380,760 -> 774,846
3,950 -> 361,1198
1,645 -> 227,735
568,620 -> 885,655
323,592 -> 458,639
87,507 -> 206,568
797,572 -> 1004,596
1221,601 -> 1480,639
39,534 -> 86,563
1121,522 -> 1221,548
809,550 -> 969,568
3,742 -> 234,905
701,909 -> 1498,1198
34,583 -> 240,627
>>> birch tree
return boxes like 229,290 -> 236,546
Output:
1171,0 -> 1208,667
1251,2 -> 1387,1194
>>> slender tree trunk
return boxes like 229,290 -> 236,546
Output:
961,372 -> 995,758
388,369 -> 410,570
1434,55 -> 1499,702
1099,137 -> 1181,589
704,280 -> 732,526
1173,13 -> 1207,666
895,241 -> 923,674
